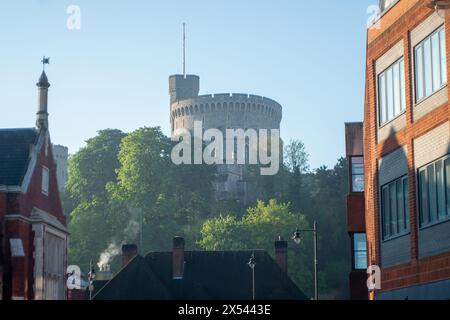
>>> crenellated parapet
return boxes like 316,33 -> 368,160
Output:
170,92 -> 282,134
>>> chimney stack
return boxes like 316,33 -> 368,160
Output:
121,244 -> 138,267
36,71 -> 50,130
275,236 -> 288,273
172,236 -> 185,279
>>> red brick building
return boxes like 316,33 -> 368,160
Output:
0,70 -> 68,300
363,0 -> 450,299
345,123 -> 367,300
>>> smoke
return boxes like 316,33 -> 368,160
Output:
96,207 -> 142,269
97,242 -> 120,269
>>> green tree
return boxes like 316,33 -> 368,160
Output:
199,200 -> 320,298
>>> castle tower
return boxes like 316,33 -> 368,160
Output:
169,74 -> 200,104
36,71 -> 50,130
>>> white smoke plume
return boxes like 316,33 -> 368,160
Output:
96,207 -> 142,269
97,242 -> 120,269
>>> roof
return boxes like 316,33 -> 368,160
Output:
37,71 -> 50,88
0,128 -> 38,186
94,250 -> 307,300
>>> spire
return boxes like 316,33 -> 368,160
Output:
36,57 -> 51,130
37,71 -> 50,88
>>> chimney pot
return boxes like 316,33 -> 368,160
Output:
173,236 -> 185,279
122,244 -> 138,267
275,237 -> 288,273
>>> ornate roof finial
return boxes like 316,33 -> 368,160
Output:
41,56 -> 50,71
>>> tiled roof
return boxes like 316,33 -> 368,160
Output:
94,250 -> 307,300
0,128 -> 38,186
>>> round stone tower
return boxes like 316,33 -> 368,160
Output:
169,74 -> 282,203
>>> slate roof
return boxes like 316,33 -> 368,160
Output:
94,250 -> 307,300
0,128 -> 38,186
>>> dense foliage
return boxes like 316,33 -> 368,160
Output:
64,130 -> 350,298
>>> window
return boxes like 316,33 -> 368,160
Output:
351,157 -> 364,192
353,233 -> 367,270
381,176 -> 409,240
42,166 -> 49,196
378,58 -> 406,125
418,156 -> 450,227
414,25 -> 447,102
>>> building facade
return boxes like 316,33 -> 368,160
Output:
345,123 -> 368,300
364,0 -> 450,299
0,70 -> 68,300
169,74 -> 282,203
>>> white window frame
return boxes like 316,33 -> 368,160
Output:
414,25 -> 447,104
378,57 -> 406,126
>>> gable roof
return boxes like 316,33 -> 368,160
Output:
94,250 -> 307,300
93,255 -> 173,300
0,128 -> 38,186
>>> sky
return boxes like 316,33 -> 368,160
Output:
0,0 -> 375,169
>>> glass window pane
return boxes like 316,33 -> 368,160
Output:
393,62 -> 401,117
415,46 -> 424,101
354,251 -> 368,270
428,164 -> 437,223
436,160 -> 446,220
353,234 -> 367,270
389,182 -> 398,235
379,74 -> 387,124
432,32 -> 441,91
352,175 -> 364,193
424,38 -> 433,97
382,186 -> 390,238
397,179 -> 404,232
419,170 -> 429,226
351,157 -> 364,174
440,28 -> 447,84
354,234 -> 366,251
386,68 -> 394,120
403,178 -> 409,230
400,60 -> 406,111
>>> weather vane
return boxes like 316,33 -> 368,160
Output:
41,56 -> 50,71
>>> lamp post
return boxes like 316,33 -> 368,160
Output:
88,260 -> 96,300
292,220 -> 318,300
247,252 -> 256,300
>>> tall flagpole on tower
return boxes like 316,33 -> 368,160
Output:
183,22 -> 186,78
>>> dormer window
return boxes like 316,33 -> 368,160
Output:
42,166 -> 49,196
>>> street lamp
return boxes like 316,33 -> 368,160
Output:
292,221 -> 318,300
247,252 -> 256,300
88,260 -> 96,300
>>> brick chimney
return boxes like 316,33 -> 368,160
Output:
172,236 -> 185,279
122,244 -> 137,267
275,236 -> 288,273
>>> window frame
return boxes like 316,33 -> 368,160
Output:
351,233 -> 367,271
380,175 -> 410,241
378,57 -> 406,127
350,156 -> 364,193
414,24 -> 448,105
417,155 -> 450,229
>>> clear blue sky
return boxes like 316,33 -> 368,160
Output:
0,0 -> 374,169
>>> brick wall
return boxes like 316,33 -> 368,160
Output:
364,0 -> 450,298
